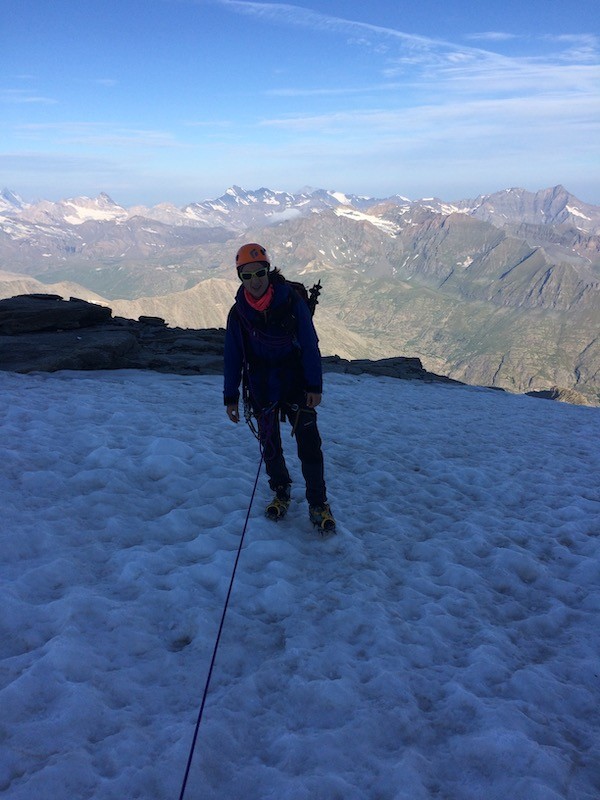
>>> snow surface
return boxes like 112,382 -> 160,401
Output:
1,370 -> 600,800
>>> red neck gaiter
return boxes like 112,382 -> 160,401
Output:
244,283 -> 274,312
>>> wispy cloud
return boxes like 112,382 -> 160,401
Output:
17,122 -> 183,149
184,119 -> 232,127
545,34 -> 600,64
465,32 -> 520,42
546,34 -> 599,47
0,152 -> 119,173
217,0 -> 599,96
272,86 -> 598,122
0,89 -> 58,105
265,83 -> 405,98
217,0 -> 472,54
260,92 -> 598,135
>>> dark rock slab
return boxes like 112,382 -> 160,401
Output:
0,329 -> 140,372
526,387 -> 594,406
321,355 -> 462,384
0,294 -> 112,334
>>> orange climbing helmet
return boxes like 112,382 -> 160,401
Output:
235,243 -> 270,272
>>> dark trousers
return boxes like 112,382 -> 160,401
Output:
258,405 -> 327,507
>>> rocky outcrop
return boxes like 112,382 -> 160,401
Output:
0,294 -> 451,385
525,387 -> 595,407
1,328 -> 141,373
0,295 -> 225,375
321,355 -> 460,383
0,293 -> 112,334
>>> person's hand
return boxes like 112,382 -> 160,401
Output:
306,393 -> 322,409
226,403 -> 240,423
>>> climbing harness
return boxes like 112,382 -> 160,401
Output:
289,403 -> 316,438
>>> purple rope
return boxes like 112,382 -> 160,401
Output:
178,451 -> 264,800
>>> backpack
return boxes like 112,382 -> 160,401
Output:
286,279 -> 322,317
261,278 -> 321,340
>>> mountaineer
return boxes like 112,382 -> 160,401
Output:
223,243 -> 335,533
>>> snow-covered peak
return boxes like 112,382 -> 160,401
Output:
329,191 -> 353,205
0,188 -> 27,214
61,194 -> 128,225
225,185 -> 246,203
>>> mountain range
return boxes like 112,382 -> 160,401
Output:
1,184 -> 599,403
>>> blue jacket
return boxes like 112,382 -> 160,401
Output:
223,279 -> 323,409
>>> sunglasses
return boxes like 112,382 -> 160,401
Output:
240,267 -> 269,281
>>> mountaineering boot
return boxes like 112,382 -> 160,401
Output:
309,502 -> 336,534
265,485 -> 291,521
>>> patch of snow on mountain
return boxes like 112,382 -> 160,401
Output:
63,201 -> 126,226
0,220 -> 33,240
329,191 -> 351,205
201,202 -> 227,214
427,202 -> 462,215
566,205 -> 591,221
0,189 -> 27,213
334,206 -> 400,234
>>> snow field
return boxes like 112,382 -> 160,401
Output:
1,370 -> 599,799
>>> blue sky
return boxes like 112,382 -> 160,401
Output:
2,0 -> 599,206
